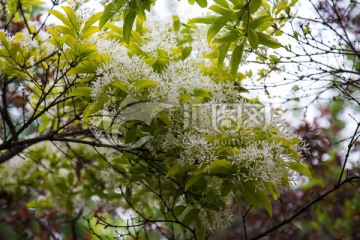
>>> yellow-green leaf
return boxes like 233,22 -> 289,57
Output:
255,190 -> 273,216
213,29 -> 240,43
264,182 -> 279,200
185,175 -> 203,191
68,63 -> 96,74
173,15 -> 180,31
110,80 -> 128,92
81,26 -> 99,39
214,0 -> 230,8
62,6 -> 80,31
257,32 -> 282,48
189,16 -> 217,24
166,165 -> 182,177
0,32 -> 9,50
248,28 -> 259,49
49,9 -> 72,28
287,162 -> 312,178
84,12 -> 102,29
123,10 -> 137,44
218,42 -> 230,68
207,17 -> 228,43
249,15 -> 273,29
99,0 -> 125,29
193,89 -> 211,98
83,94 -> 108,119
230,42 -> 244,76
131,80 -> 158,92
209,159 -> 232,174
249,0 -> 262,13
209,4 -> 232,15
196,0 -> 208,7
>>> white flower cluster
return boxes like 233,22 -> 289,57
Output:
92,17 -> 305,176
231,141 -> 284,186
94,38 -> 224,104
0,29 -> 39,51
94,38 -> 157,97
141,17 -> 177,57
149,61 -> 221,103
18,32 -> 39,50
0,156 -> 33,192
89,17 -> 307,229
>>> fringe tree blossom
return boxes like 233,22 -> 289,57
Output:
88,17 -> 310,230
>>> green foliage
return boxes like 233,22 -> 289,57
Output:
189,0 -> 290,74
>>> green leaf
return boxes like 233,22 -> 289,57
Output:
84,11 -> 102,28
255,189 -> 273,216
158,111 -> 173,127
185,175 -> 203,191
291,137 -> 301,144
69,87 -> 92,98
207,17 -> 228,43
214,0 -> 230,8
249,15 -> 273,29
289,0 -> 299,7
287,162 -> 312,178
48,9 -> 72,28
78,45 -> 96,57
173,205 -> 186,216
81,26 -> 99,39
264,182 -> 279,200
173,15 -> 180,31
131,80 -> 158,92
125,125 -> 138,144
68,63 -> 97,74
123,10 -> 137,44
196,224 -> 206,240
63,35 -> 78,48
83,94 -> 108,119
189,16 -> 217,24
166,164 -> 196,177
179,206 -> 200,225
166,165 -> 182,177
293,30 -> 299,40
213,29 -> 240,43
229,0 -> 242,6
99,0 -> 124,29
248,28 -> 259,49
128,42 -> 146,56
208,159 -> 232,174
240,181 -> 272,216
218,42 -> 230,68
54,25 -> 77,37
194,165 -> 208,175
257,32 -> 282,48
110,80 -> 128,92
196,0 -> 208,7
0,32 -> 9,49
62,6 -> 80,31
193,89 -> 211,98
230,42 -> 244,76
209,5 -> 232,15
249,0 -> 262,13
181,46 -> 192,60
